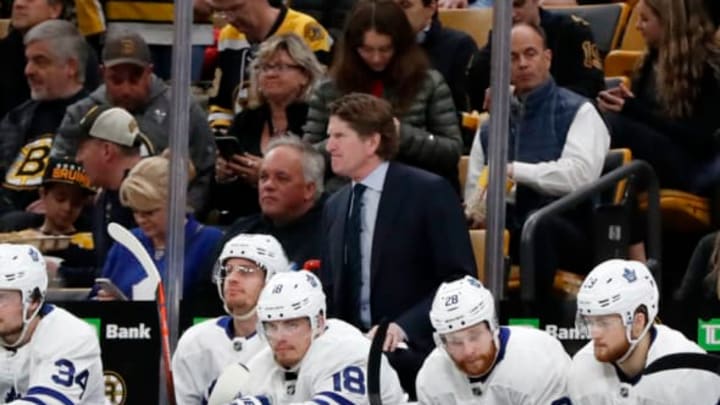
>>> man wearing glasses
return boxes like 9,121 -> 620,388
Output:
172,233 -> 290,405
416,275 -> 571,404
206,0 -> 332,135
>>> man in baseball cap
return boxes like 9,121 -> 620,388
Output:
101,30 -> 153,68
51,29 -> 217,214
73,105 -> 145,272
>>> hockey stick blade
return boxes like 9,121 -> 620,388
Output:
107,222 -> 176,405
107,222 -> 161,300
367,320 -> 389,405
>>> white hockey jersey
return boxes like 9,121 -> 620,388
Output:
416,326 -> 571,405
568,324 -> 720,404
0,304 -> 105,404
238,319 -> 405,405
172,316 -> 265,405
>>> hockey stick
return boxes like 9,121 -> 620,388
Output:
367,320 -> 389,405
107,222 -> 176,405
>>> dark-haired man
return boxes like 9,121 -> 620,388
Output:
321,92 -> 475,397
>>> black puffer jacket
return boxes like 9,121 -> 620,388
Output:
303,70 -> 462,191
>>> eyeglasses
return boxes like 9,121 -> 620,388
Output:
257,63 -> 303,74
219,264 -> 262,278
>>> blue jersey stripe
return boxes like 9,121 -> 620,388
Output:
314,391 -> 355,405
26,386 -> 74,405
312,400 -> 331,405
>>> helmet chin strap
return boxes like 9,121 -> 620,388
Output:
616,318 -> 652,364
226,303 -> 257,321
2,302 -> 42,349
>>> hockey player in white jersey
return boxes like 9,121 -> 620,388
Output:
172,234 -> 291,405
223,270 -> 405,405
569,259 -> 720,404
0,244 -> 105,404
416,275 -> 571,404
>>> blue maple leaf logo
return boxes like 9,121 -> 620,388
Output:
623,268 -> 637,283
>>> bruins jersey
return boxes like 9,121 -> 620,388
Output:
208,6 -> 332,132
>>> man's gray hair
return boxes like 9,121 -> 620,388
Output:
266,135 -> 325,199
24,20 -> 88,83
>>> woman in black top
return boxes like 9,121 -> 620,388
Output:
212,33 -> 324,224
597,0 -> 720,193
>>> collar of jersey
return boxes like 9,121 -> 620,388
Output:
613,325 -> 658,385
217,315 -> 257,340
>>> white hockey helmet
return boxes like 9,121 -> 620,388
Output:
576,259 -> 659,360
257,270 -> 326,335
0,244 -> 48,347
215,234 -> 290,314
430,276 -> 498,336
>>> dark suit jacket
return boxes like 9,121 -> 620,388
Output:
320,162 -> 476,352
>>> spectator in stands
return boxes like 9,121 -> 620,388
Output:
206,0 -> 331,134
304,0 -> 463,191
395,0 -> 480,115
215,136 -> 326,269
0,0 -> 100,118
675,231 -> 720,304
469,0 -> 604,110
0,157 -> 96,287
73,106 -> 143,284
93,154 -> 222,301
465,23 -> 609,320
51,30 -> 217,213
597,0 -> 720,194
439,0 -> 492,8
321,93 -> 476,397
212,34 -> 324,224
0,20 -> 90,218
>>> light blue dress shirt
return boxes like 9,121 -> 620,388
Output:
350,161 -> 389,330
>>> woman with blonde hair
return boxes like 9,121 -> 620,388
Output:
597,0 -> 720,193
93,154 -> 223,300
212,33 -> 324,224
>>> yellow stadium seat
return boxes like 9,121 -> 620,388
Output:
0,19 -> 9,39
469,229 -> 509,284
604,49 -> 643,78
438,8 -> 493,47
638,190 -> 711,233
458,155 -> 469,193
618,3 -> 646,51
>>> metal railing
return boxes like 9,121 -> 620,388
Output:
519,160 -> 662,302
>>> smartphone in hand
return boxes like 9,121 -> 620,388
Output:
94,278 -> 129,301
216,136 -> 243,160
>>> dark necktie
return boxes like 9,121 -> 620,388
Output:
343,183 -> 366,327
